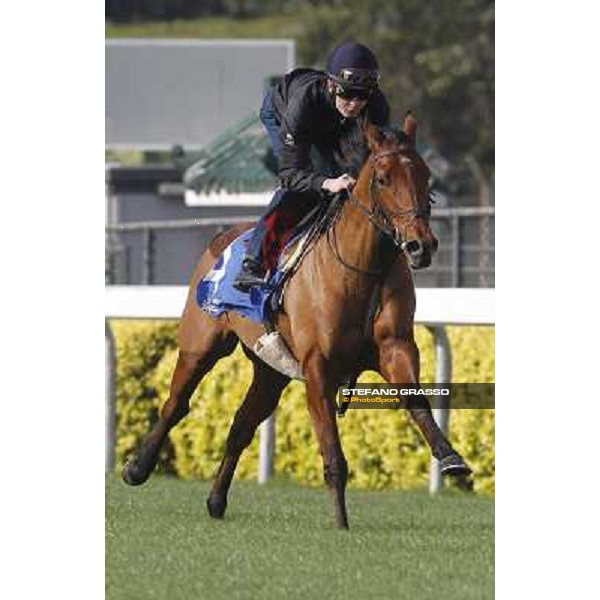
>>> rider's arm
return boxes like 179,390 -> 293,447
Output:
277,95 -> 328,194
278,135 -> 328,193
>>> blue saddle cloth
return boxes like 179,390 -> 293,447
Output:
196,228 -> 287,324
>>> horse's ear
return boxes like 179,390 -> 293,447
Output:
363,119 -> 385,151
403,111 -> 417,147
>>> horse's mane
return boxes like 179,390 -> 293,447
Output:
335,118 -> 408,178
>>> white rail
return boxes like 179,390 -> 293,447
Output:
105,285 -> 494,324
105,286 -> 495,492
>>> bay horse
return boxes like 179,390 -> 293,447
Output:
122,115 -> 471,529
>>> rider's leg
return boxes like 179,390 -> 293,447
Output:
232,90 -> 285,291
244,188 -> 287,268
233,188 -> 288,291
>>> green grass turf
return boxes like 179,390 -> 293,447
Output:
106,476 -> 494,600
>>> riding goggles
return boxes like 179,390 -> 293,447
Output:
334,85 -> 373,101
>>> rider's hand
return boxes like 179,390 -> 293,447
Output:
321,173 -> 356,194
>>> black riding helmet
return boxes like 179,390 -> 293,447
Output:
327,41 -> 380,99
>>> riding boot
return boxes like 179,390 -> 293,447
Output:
232,216 -> 270,292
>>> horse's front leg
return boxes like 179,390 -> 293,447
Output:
303,350 -> 349,529
378,336 -> 471,476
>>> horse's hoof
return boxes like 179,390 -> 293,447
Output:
122,460 -> 150,486
206,494 -> 227,519
440,454 -> 473,478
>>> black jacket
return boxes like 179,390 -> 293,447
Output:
270,68 -> 390,193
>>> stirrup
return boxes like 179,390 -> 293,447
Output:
233,268 -> 267,292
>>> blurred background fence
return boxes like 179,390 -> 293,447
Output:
105,187 -> 494,288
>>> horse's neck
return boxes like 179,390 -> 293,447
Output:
330,166 -> 382,275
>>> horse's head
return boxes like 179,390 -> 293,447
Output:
362,114 -> 438,269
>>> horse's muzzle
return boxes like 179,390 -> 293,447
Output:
403,238 -> 438,269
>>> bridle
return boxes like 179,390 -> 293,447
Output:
363,148 -> 431,247
326,147 -> 432,276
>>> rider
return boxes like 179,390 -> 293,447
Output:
233,40 -> 390,291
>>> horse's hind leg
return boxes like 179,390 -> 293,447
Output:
378,337 -> 472,477
122,329 -> 238,486
206,350 -> 289,519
